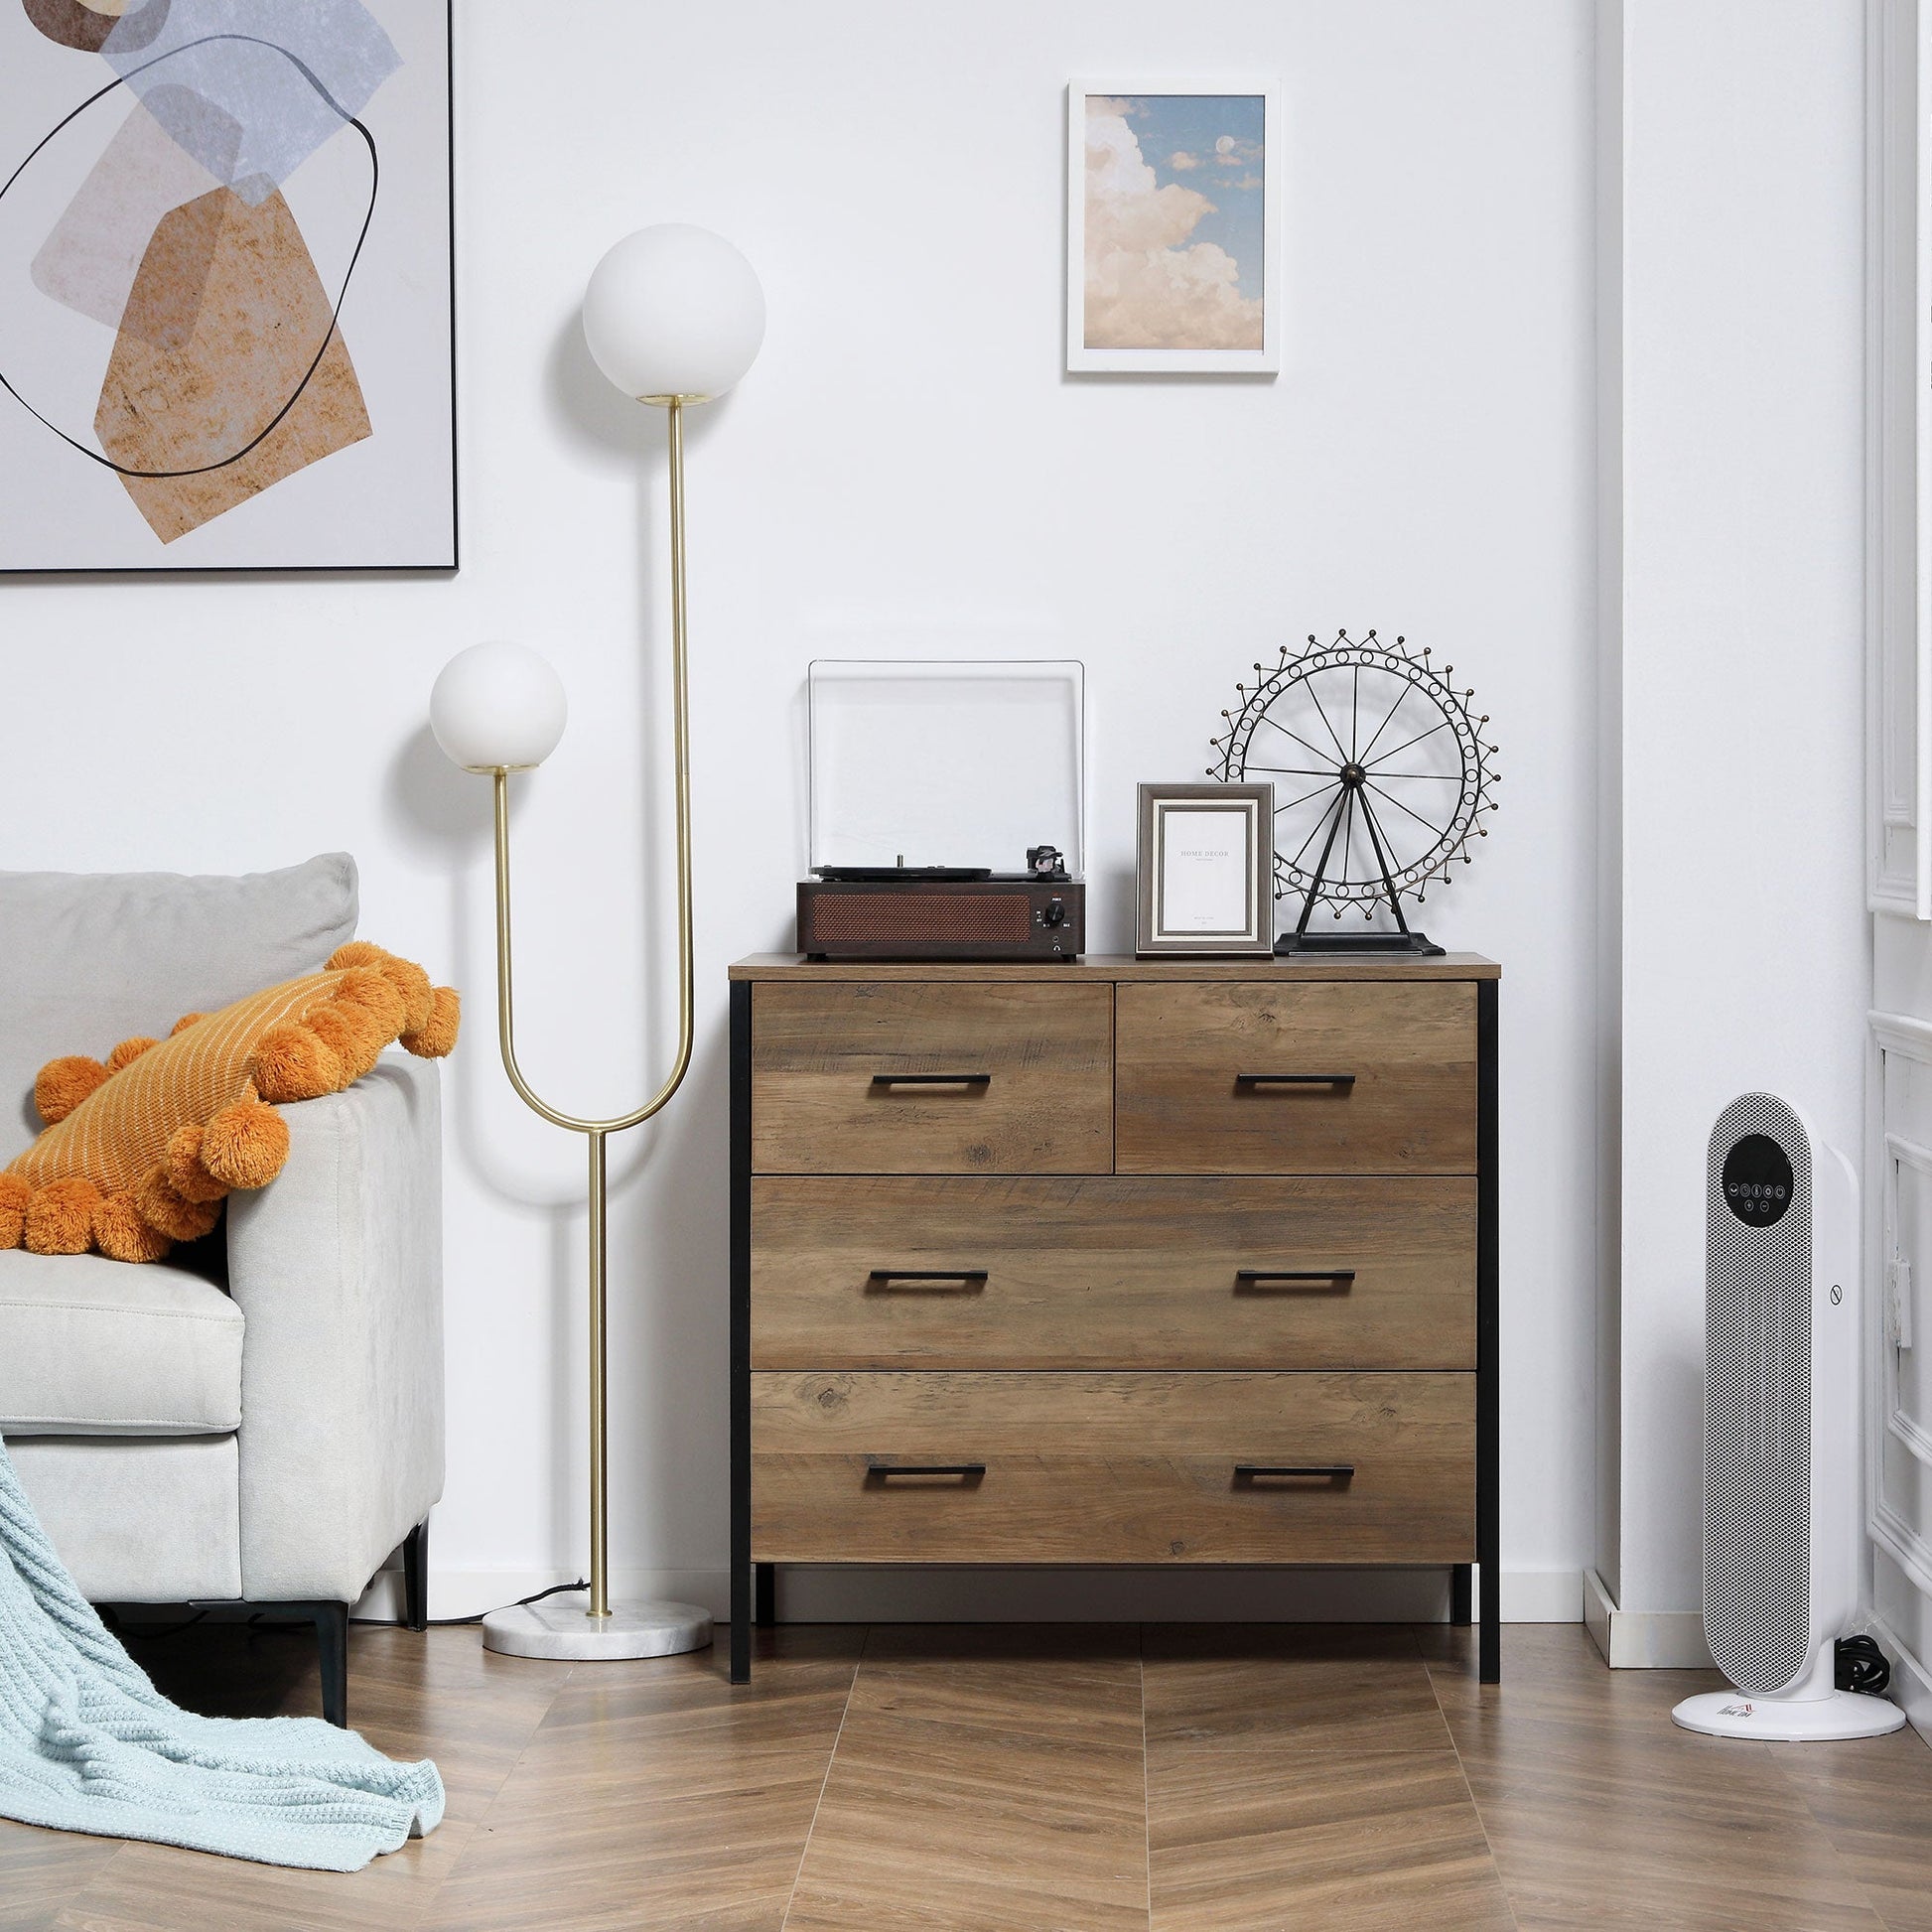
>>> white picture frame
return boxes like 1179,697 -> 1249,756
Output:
1137,782 -> 1276,956
1066,78 -> 1281,375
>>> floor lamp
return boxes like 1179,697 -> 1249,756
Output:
428,225 -> 765,1661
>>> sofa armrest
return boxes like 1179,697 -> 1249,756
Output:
225,1053 -> 445,1603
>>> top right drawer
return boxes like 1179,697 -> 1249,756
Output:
1116,981 -> 1477,1174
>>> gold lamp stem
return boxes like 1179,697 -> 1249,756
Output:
487,394 -> 697,1621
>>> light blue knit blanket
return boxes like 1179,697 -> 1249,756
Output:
0,1438 -> 443,1871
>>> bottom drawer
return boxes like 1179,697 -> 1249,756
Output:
751,1371 -> 1473,1565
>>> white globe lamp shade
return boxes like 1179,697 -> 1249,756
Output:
430,642 -> 568,772
583,223 -> 764,403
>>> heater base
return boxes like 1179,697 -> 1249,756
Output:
1671,1688 -> 1905,1741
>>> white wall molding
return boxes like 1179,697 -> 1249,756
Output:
1583,1567 -> 1714,1670
1866,1607 -> 1932,1744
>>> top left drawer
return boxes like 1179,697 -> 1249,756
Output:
751,982 -> 1114,1173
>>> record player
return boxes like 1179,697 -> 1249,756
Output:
797,659 -> 1086,961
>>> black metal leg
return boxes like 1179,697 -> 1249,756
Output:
1451,1564 -> 1473,1627
755,1562 -> 775,1627
315,1601 -> 349,1728
730,980 -> 754,1686
1477,978 -> 1501,1685
402,1519 -> 429,1633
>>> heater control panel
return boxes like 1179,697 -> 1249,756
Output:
1724,1133 -> 1795,1228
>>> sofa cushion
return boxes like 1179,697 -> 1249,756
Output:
0,855 -> 358,1164
0,1250 -> 243,1436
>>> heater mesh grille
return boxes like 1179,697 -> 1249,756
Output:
1705,1092 -> 1811,1696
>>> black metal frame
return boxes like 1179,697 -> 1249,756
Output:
95,1516 -> 432,1728
727,969 -> 1501,1688
730,980 -> 755,1683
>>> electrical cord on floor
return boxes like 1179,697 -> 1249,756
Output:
1835,1633 -> 1892,1696
346,1578 -> 591,1629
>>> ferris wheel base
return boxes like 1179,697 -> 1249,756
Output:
1276,929 -> 1447,957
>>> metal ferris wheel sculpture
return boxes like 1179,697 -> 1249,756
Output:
1210,630 -> 1500,956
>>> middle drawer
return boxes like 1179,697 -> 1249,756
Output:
751,1175 -> 1475,1371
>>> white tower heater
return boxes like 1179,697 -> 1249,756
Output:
1672,1094 -> 1903,1740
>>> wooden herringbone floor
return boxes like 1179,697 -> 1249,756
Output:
2,1620 -> 1929,1930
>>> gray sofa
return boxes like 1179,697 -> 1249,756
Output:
0,855 -> 445,1726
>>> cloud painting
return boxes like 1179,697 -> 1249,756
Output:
1081,92 -> 1265,353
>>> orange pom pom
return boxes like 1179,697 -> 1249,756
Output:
402,986 -> 461,1059
250,1025 -> 344,1104
25,1177 -> 101,1255
164,1124 -> 227,1204
0,1173 -> 29,1249
308,996 -> 387,1082
327,940 -> 389,972
379,957 -> 434,1035
106,1035 -> 159,1073
133,1167 -> 222,1242
335,965 -> 407,1035
170,1012 -> 206,1036
34,1055 -> 109,1125
93,1190 -> 173,1263
199,1097 -> 290,1190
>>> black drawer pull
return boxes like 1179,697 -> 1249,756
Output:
866,1270 -> 989,1294
1234,1269 -> 1356,1293
1235,1072 -> 1356,1089
865,1462 -> 986,1482
1234,1463 -> 1355,1484
870,1072 -> 993,1089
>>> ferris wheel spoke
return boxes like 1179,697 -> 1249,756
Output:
1289,786 -> 1346,869
1246,763 -> 1344,778
1255,713 -> 1346,769
1350,664 -> 1361,761
1362,775 -> 1449,843
1354,681 -> 1414,763
1306,678 -> 1351,764
1276,776 -> 1345,813
1365,719 -> 1449,767
1368,769 -> 1461,781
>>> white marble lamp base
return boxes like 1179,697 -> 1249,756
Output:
481,1591 -> 714,1661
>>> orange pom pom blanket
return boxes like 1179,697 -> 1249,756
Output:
0,942 -> 458,1264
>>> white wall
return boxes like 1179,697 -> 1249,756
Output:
0,0 -> 1597,1614
1607,0 -> 1869,1619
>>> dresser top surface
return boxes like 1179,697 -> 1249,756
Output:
730,952 -> 1500,983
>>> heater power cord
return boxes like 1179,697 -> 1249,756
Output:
1835,1633 -> 1893,1697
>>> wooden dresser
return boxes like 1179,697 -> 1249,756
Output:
728,954 -> 1499,1684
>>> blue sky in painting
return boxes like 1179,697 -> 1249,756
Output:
1118,94 -> 1265,300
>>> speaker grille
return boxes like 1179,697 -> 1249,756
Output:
808,893 -> 1034,945
1705,1092 -> 1811,1695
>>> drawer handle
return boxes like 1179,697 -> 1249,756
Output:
1234,1463 -> 1355,1486
866,1270 -> 989,1294
1235,1072 -> 1356,1090
870,1073 -> 993,1089
1234,1269 -> 1356,1293
865,1461 -> 986,1483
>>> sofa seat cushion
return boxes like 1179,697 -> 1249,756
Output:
0,1250 -> 242,1436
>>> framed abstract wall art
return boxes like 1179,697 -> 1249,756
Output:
1066,79 -> 1280,375
0,0 -> 455,572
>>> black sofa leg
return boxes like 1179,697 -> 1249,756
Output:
315,1601 -> 349,1728
1451,1564 -> 1473,1627
402,1519 -> 430,1633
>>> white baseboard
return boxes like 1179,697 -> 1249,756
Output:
1583,1567 -> 1715,1668
365,1566 -> 1583,1627
1864,1608 -> 1932,1748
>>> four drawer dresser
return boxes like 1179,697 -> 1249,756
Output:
728,953 -> 1500,1683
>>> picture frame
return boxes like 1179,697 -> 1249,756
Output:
0,0 -> 456,573
1066,78 -> 1281,375
1137,782 -> 1276,956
